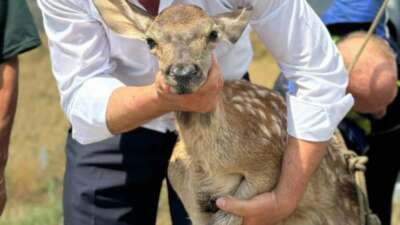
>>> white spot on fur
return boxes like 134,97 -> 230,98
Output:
245,102 -> 254,110
232,96 -> 245,103
274,123 -> 282,136
270,101 -> 280,112
257,89 -> 269,97
259,125 -> 272,138
247,90 -> 256,98
233,104 -> 245,113
250,98 -> 264,108
248,108 -> 257,116
270,114 -> 279,123
257,110 -> 267,120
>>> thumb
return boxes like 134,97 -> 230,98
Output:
216,196 -> 250,216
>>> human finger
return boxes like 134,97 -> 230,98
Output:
216,196 -> 252,217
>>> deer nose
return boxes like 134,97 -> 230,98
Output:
168,64 -> 200,78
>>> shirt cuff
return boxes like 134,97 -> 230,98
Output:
286,93 -> 354,142
67,75 -> 125,144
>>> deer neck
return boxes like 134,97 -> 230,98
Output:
174,96 -> 227,146
175,97 -> 225,129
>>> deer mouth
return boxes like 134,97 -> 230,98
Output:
165,73 -> 205,94
165,64 -> 206,94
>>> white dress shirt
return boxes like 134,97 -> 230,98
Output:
38,0 -> 354,144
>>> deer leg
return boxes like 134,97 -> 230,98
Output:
208,176 -> 269,225
169,160 -> 213,225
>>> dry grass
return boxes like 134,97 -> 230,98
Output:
1,33 -> 398,225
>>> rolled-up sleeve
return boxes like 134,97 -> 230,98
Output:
226,0 -> 354,141
38,0 -> 124,144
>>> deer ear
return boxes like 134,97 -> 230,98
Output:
93,0 -> 154,40
213,8 -> 252,44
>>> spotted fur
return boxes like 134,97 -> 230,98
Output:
93,2 -> 362,224
169,81 -> 361,225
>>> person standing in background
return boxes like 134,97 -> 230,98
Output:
0,0 -> 41,215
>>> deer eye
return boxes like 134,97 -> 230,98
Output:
146,38 -> 157,49
208,30 -> 219,42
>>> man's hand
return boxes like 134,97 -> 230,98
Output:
154,54 -> 224,113
216,136 -> 328,225
106,54 -> 224,134
216,190 -> 295,225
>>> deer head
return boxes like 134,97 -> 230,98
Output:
94,0 -> 252,94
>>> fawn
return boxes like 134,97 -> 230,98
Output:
94,1 -> 362,224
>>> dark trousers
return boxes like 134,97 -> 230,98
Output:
63,128 -> 191,225
366,129 -> 400,225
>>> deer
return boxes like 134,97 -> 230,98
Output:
93,1 -> 365,224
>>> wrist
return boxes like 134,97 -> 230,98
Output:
274,184 -> 302,214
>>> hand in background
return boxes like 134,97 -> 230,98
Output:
216,190 -> 295,225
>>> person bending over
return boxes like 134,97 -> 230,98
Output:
39,0 -> 354,224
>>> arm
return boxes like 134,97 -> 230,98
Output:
106,59 -> 223,134
216,0 -> 353,224
217,137 -> 327,225
39,0 -> 222,144
0,57 -> 19,215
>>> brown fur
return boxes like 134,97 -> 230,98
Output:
169,81 -> 361,225
93,1 -> 362,224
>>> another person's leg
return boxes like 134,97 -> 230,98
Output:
0,57 -> 18,214
63,128 -> 179,225
0,0 -> 41,216
366,129 -> 400,225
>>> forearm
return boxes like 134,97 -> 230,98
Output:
276,136 -> 328,210
0,57 -> 19,172
106,83 -> 171,134
106,61 -> 223,135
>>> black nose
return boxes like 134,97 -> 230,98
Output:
168,64 -> 199,78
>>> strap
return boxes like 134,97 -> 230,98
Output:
336,132 -> 381,225
348,0 -> 391,74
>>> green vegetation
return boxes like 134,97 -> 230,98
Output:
0,197 -> 62,225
